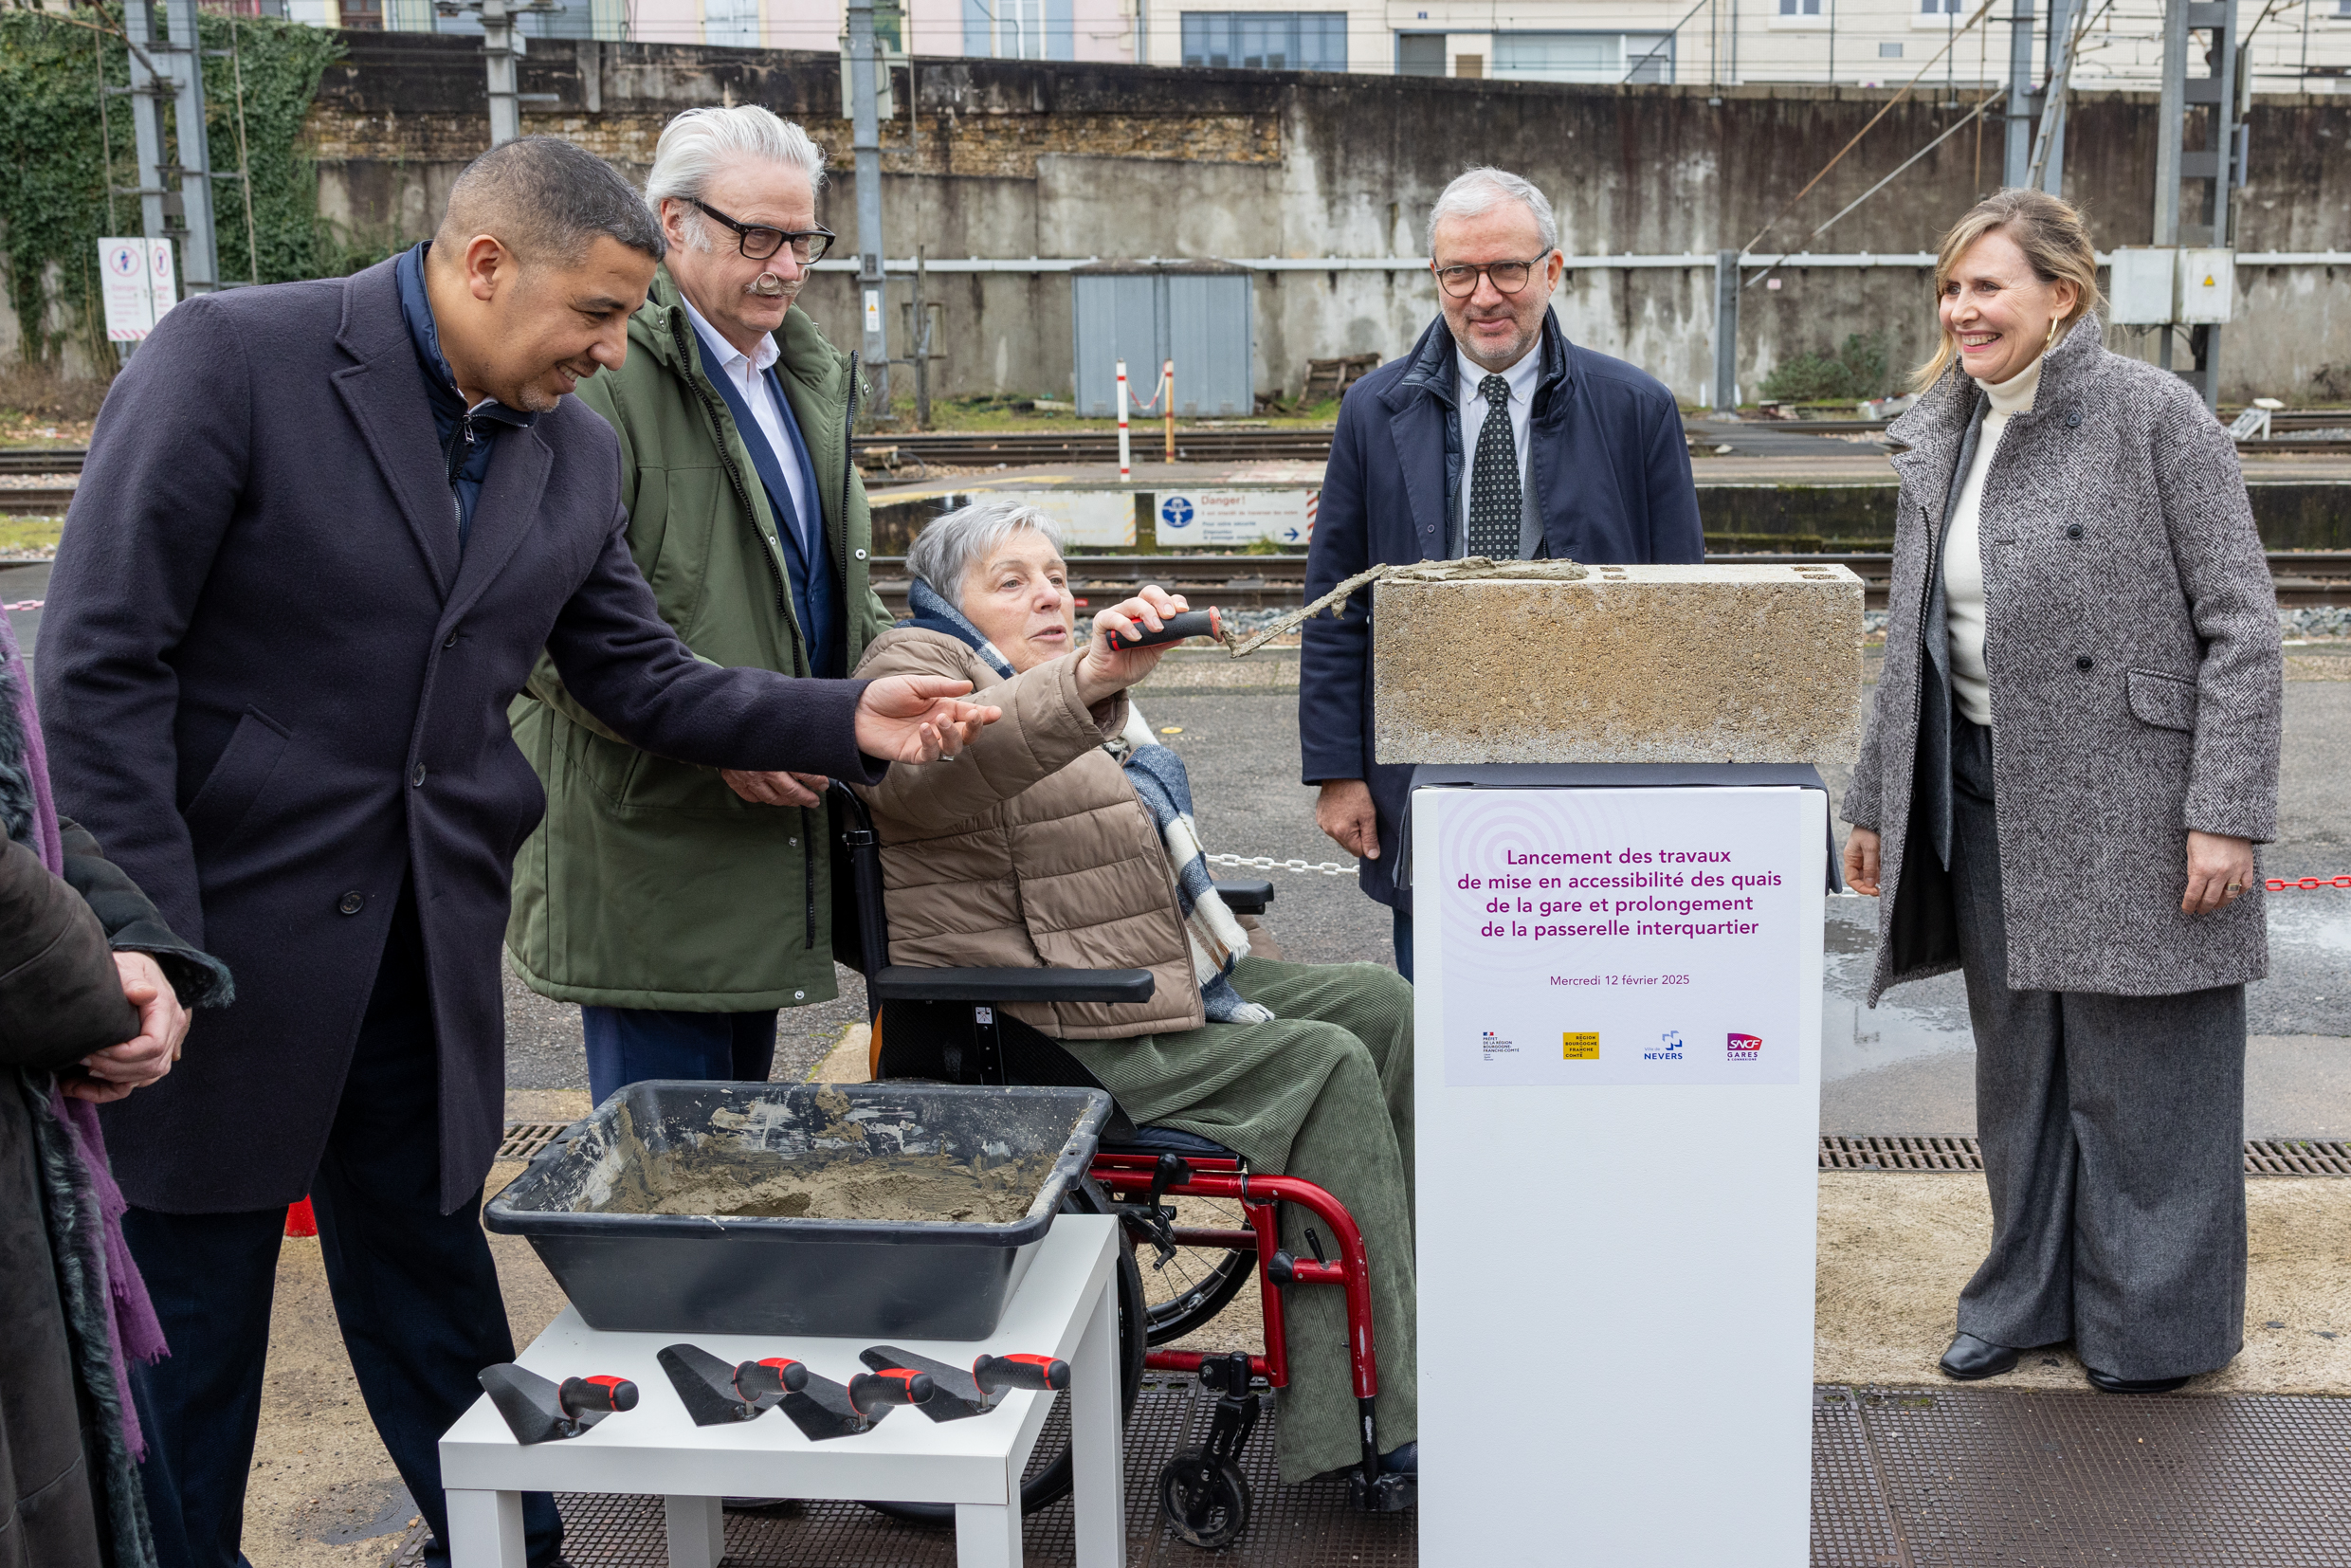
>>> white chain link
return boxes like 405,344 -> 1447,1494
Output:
1207,852 -> 1357,877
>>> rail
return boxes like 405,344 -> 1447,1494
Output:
865,552 -> 2351,614
7,410 -> 2350,477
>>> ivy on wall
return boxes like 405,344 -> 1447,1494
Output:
0,4 -> 346,363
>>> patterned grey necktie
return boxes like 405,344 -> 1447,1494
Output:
1467,374 -> 1521,559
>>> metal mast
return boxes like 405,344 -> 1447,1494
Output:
436,0 -> 558,147
121,0 -> 219,293
847,0 -> 890,421
2152,0 -> 2241,407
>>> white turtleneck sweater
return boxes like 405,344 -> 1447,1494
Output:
1942,349 -> 2047,727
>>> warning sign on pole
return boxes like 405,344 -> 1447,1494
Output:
99,238 -> 177,341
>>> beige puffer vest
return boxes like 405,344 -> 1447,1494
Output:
850,627 -> 1205,1038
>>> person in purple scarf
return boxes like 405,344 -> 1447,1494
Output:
0,609 -> 231,1568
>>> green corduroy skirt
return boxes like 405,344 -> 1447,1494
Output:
1060,957 -> 1416,1482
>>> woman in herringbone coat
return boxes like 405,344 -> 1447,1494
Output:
1841,190 -> 2282,1393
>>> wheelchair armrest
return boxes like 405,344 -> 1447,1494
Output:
1212,879 -> 1275,915
870,965 -> 1157,1005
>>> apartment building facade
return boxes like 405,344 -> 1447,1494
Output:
309,0 -> 2350,96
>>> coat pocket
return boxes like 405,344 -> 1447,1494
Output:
181,707 -> 291,848
2125,667 -> 2198,733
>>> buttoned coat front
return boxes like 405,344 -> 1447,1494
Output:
39,260 -> 880,1215
1841,317 -> 2282,1002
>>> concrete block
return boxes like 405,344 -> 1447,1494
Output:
1372,563 -> 1865,765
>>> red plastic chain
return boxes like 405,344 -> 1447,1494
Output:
2265,876 -> 2351,892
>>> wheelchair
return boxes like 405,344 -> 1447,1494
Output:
826,785 -> 1413,1547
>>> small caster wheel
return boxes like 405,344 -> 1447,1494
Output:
1157,1450 -> 1252,1549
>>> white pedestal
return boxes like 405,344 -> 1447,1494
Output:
438,1216 -> 1125,1568
1412,780 -> 1825,1566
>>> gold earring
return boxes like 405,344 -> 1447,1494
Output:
2045,318 -> 2059,353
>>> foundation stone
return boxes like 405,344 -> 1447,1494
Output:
1372,562 -> 1866,765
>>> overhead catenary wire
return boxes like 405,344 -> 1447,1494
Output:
1621,0 -> 1713,84
1738,0 -> 2002,261
1744,84 -> 2010,290
2025,0 -> 2115,189
228,12 -> 261,285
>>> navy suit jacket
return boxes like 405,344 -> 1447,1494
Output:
1299,313 -> 1706,912
41,259 -> 883,1212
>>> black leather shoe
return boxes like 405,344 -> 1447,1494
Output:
1938,1332 -> 2019,1380
2085,1367 -> 2191,1395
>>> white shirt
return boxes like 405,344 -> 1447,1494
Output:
680,295 -> 814,540
1455,344 -> 1540,539
1942,347 -> 2048,727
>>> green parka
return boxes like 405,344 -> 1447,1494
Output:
504,269 -> 892,1012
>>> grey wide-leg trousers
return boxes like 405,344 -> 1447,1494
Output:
1948,717 -> 2248,1381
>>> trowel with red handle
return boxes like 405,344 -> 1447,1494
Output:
659,1342 -> 934,1442
859,1345 -> 1071,1422
478,1362 -> 638,1445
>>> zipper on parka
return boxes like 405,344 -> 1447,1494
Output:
668,307 -> 825,955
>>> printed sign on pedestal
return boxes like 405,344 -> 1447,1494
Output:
1429,786 -> 1804,1086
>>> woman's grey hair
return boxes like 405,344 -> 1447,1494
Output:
907,500 -> 1066,607
644,106 -> 827,251
1426,167 -> 1559,256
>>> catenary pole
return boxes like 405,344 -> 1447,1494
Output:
848,0 -> 890,421
2003,0 -> 2037,187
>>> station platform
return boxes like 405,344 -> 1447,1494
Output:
382,1376 -> 2351,1567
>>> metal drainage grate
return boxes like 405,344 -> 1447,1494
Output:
1820,1135 -> 1983,1172
1822,1135 -> 2351,1176
496,1121 -> 569,1162
2243,1138 -> 2351,1175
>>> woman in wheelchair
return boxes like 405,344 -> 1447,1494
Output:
852,499 -> 1417,1487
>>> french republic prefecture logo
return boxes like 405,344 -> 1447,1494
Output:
1727,1032 -> 1763,1061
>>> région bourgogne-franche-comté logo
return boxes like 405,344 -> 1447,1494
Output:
1727,1031 -> 1763,1061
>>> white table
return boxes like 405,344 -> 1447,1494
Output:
439,1215 -> 1123,1568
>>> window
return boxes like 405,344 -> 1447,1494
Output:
1878,40 -> 1904,56
703,0 -> 758,48
1492,30 -> 1673,82
965,0 -> 1068,60
1777,0 -> 1822,14
1181,12 -> 1347,71
1396,31 -> 1444,74
1920,0 -> 1962,13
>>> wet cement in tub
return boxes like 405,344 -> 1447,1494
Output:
591,1088 -> 1060,1224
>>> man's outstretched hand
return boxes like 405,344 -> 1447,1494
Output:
855,675 -> 1002,764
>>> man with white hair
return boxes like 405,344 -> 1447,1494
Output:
508,106 -> 892,1097
1299,166 -> 1704,977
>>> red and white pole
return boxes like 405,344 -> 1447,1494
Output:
1116,358 -> 1132,481
1162,358 -> 1176,464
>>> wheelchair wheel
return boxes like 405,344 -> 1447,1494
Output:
861,1178 -> 1145,1523
1140,1194 -> 1257,1346
1157,1454 -> 1252,1550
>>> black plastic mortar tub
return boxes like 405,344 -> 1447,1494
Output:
484,1081 -> 1113,1339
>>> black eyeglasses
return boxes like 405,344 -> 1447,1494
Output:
691,198 -> 835,264
1432,252 -> 1556,298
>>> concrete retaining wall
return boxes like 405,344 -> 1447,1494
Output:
106,36 -> 2351,403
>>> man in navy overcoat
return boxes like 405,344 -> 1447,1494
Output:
1300,168 -> 1705,977
37,139 -> 993,1568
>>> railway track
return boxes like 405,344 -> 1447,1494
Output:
8,410 -> 2351,480
867,552 -> 2351,613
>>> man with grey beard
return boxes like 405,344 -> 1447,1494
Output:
507,106 -> 895,1100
